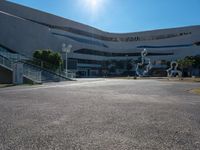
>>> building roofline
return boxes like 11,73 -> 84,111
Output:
3,0 -> 200,36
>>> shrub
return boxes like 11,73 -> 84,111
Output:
33,49 -> 63,71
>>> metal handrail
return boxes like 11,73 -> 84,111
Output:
21,60 -> 73,81
0,54 -> 42,83
0,54 -> 13,69
0,48 -> 75,80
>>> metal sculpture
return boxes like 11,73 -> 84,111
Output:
136,49 -> 152,77
166,61 -> 182,77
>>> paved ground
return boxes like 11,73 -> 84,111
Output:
0,79 -> 200,150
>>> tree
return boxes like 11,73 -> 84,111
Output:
177,56 -> 195,69
33,49 -> 63,71
177,56 -> 197,76
193,55 -> 200,68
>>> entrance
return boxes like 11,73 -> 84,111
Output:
77,69 -> 100,77
77,69 -> 89,77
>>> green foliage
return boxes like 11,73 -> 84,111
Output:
177,55 -> 200,69
193,55 -> 200,68
33,49 -> 63,71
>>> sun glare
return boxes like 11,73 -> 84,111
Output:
77,0 -> 108,19
82,0 -> 103,13
91,0 -> 98,8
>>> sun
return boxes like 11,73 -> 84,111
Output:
91,0 -> 98,8
84,0 -> 102,12
77,0 -> 107,17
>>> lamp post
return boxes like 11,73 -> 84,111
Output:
125,54 -> 128,70
62,43 -> 72,77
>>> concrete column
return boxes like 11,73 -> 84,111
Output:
13,62 -> 23,84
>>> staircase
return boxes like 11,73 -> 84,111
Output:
0,55 -> 42,83
0,47 -> 74,83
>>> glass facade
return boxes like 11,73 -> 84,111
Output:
1,6 -> 199,78
52,33 -> 108,48
195,41 -> 200,46
137,44 -> 193,49
74,49 -> 174,57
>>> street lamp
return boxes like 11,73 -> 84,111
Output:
62,43 -> 72,77
125,54 -> 128,70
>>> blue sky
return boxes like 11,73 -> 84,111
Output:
8,0 -> 200,33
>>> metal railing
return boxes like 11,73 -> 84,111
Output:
0,50 -> 27,61
23,63 -> 42,83
0,55 -> 12,69
0,54 -> 42,83
61,70 -> 76,79
0,47 -> 75,82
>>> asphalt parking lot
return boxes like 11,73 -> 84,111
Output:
0,79 -> 200,150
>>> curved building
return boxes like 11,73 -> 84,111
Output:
0,1 -> 200,77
